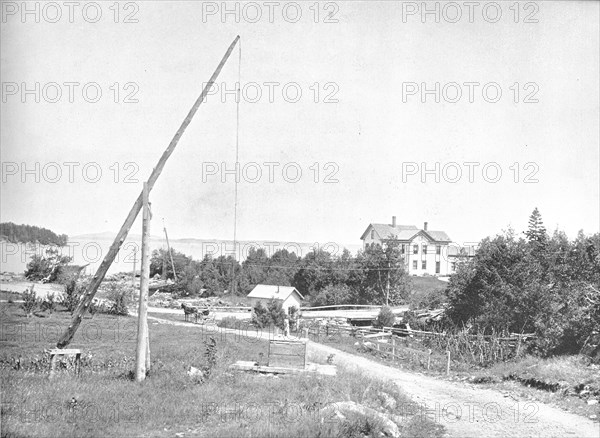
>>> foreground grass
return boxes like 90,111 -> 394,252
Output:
1,304 -> 443,437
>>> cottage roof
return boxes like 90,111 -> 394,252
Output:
247,284 -> 304,301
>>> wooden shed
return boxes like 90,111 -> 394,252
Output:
247,284 -> 303,314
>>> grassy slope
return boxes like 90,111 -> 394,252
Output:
408,276 -> 448,295
0,304 -> 443,438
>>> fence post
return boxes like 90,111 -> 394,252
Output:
427,349 -> 432,370
446,350 -> 451,376
392,337 -> 396,357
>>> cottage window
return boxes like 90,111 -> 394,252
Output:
422,260 -> 427,270
436,245 -> 441,255
413,260 -> 418,269
401,245 -> 405,254
451,262 -> 456,271
413,245 -> 418,254
422,244 -> 428,254
436,261 -> 440,274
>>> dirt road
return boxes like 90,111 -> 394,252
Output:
147,315 -> 599,438
309,342 -> 599,438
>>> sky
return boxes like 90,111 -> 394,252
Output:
1,1 -> 599,251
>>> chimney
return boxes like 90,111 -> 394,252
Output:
424,221 -> 428,231
392,216 -> 397,227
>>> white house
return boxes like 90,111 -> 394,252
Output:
247,284 -> 304,314
361,217 -> 463,276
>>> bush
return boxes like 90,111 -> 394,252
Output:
105,282 -> 133,316
374,306 -> 395,328
41,292 -> 57,315
21,287 -> 39,317
251,301 -> 271,328
61,280 -> 83,314
251,299 -> 286,330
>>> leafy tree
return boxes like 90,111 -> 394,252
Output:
292,249 -> 335,298
354,237 -> 411,305
149,247 -> 193,280
310,284 -> 355,306
445,213 -> 600,357
24,248 -> 72,282
21,287 -> 39,317
240,247 -> 270,293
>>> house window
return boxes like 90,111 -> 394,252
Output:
413,245 -> 418,254
422,260 -> 427,270
451,262 -> 456,271
436,261 -> 440,274
413,260 -> 418,270
371,230 -> 375,239
436,245 -> 441,255
422,244 -> 428,254
401,244 -> 405,254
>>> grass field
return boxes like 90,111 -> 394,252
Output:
0,303 -> 443,437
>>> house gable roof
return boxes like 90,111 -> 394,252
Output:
360,224 -> 418,241
360,223 -> 451,243
247,284 -> 304,301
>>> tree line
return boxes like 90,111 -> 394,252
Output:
149,240 -> 413,306
0,222 -> 68,246
445,208 -> 600,357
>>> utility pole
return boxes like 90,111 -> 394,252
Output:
136,182 -> 151,382
56,36 -> 241,348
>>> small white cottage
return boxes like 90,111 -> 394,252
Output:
247,284 -> 303,314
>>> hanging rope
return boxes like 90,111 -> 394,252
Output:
232,38 -> 242,295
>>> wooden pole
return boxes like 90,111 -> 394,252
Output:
136,183 -> 151,382
131,248 -> 136,287
446,350 -> 451,376
56,36 -> 241,348
163,218 -> 177,281
427,349 -> 432,370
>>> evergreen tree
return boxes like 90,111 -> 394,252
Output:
525,208 -> 547,246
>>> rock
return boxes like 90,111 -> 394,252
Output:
378,392 -> 397,411
187,366 -> 205,379
320,401 -> 400,438
587,399 -> 598,405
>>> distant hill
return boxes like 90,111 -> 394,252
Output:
0,222 -> 68,246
